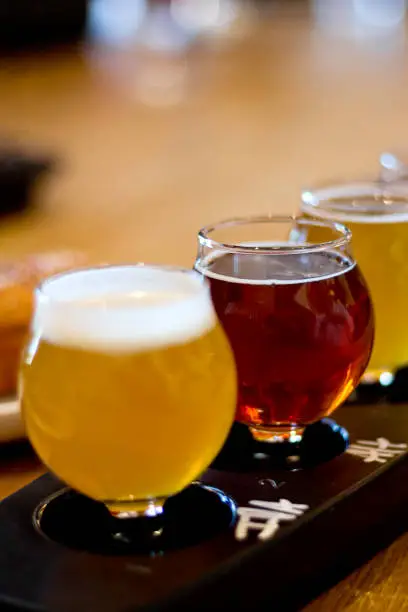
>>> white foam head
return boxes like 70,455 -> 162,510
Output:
34,266 -> 216,352
302,182 -> 408,224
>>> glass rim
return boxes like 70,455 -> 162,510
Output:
36,263 -> 208,303
198,215 -> 352,256
301,179 -> 408,218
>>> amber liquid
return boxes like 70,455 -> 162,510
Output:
21,324 -> 236,512
199,251 -> 374,434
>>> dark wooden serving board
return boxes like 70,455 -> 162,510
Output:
1,403 -> 408,612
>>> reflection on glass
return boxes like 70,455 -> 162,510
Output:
354,0 -> 406,28
312,0 -> 406,38
89,0 -> 192,51
170,0 -> 241,37
132,52 -> 189,106
380,150 -> 408,183
87,0 -> 256,107
87,0 -> 193,106
88,0 -> 147,46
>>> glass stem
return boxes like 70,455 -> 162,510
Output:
106,497 -> 166,519
250,424 -> 305,444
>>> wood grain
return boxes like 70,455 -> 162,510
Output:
1,4 -> 408,610
305,534 -> 408,612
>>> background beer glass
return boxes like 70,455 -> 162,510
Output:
302,182 -> 408,381
21,265 -> 236,517
195,216 -> 374,443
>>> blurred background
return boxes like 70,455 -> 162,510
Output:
0,0 -> 408,265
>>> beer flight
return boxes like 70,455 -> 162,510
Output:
19,177 -> 407,540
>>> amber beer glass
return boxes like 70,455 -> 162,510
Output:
195,216 -> 374,443
302,182 -> 408,380
21,265 -> 236,516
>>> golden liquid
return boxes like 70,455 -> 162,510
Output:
21,324 -> 236,512
306,217 -> 408,375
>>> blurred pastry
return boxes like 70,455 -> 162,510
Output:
0,251 -> 85,397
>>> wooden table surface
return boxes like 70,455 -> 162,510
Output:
1,3 -> 408,610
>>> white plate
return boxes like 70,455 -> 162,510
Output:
0,397 -> 25,443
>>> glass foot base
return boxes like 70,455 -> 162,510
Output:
33,484 -> 236,555
105,497 -> 166,518
212,419 -> 349,471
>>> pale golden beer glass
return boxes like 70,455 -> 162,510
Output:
302,182 -> 408,380
21,265 -> 236,517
